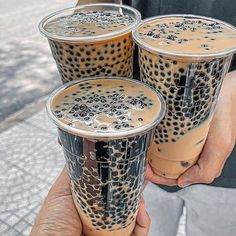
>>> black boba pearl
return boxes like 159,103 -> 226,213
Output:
115,111 -> 122,115
84,117 -> 90,121
174,73 -> 179,78
160,72 -> 165,77
181,161 -> 190,167
79,104 -> 87,110
86,69 -> 92,74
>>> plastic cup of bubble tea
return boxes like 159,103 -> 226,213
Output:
133,14 -> 236,179
46,76 -> 165,235
39,4 -> 141,83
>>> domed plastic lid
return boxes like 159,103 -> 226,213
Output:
133,14 -> 236,59
47,77 -> 166,139
39,3 -> 141,43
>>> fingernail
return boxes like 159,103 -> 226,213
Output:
179,182 -> 191,188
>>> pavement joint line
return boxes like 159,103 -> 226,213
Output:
0,95 -> 48,133
1,137 -> 60,168
24,119 -> 57,136
9,162 -> 53,186
12,215 -> 33,229
13,204 -> 40,227
0,219 -> 23,235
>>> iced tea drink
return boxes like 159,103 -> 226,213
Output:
47,77 -> 165,235
39,4 -> 141,83
133,15 -> 236,178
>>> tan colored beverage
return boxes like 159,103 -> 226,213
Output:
133,15 -> 236,179
47,77 -> 165,236
39,4 -> 141,83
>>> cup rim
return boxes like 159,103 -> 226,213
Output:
132,14 -> 236,59
39,3 -> 141,43
46,76 -> 166,140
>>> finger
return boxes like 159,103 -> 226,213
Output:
47,166 -> 72,200
177,149 -> 229,188
178,122 -> 234,188
132,196 -> 150,236
177,138 -> 230,187
145,164 -> 177,186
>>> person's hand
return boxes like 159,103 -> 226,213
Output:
177,71 -> 236,187
145,164 -> 177,186
30,167 -> 150,236
30,167 -> 83,236
145,71 -> 236,188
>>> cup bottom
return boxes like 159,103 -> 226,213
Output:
73,195 -> 136,236
148,153 -> 199,179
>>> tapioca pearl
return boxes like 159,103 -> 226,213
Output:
178,68 -> 185,74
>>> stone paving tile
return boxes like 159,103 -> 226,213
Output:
0,122 -> 65,235
25,109 -> 57,135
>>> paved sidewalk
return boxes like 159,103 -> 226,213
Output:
0,110 -> 64,235
0,0 -> 76,122
0,109 -> 186,236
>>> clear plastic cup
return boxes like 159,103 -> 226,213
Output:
133,14 -> 236,179
46,76 -> 165,236
39,4 -> 141,83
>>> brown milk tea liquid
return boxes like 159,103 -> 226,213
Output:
134,16 -> 236,178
